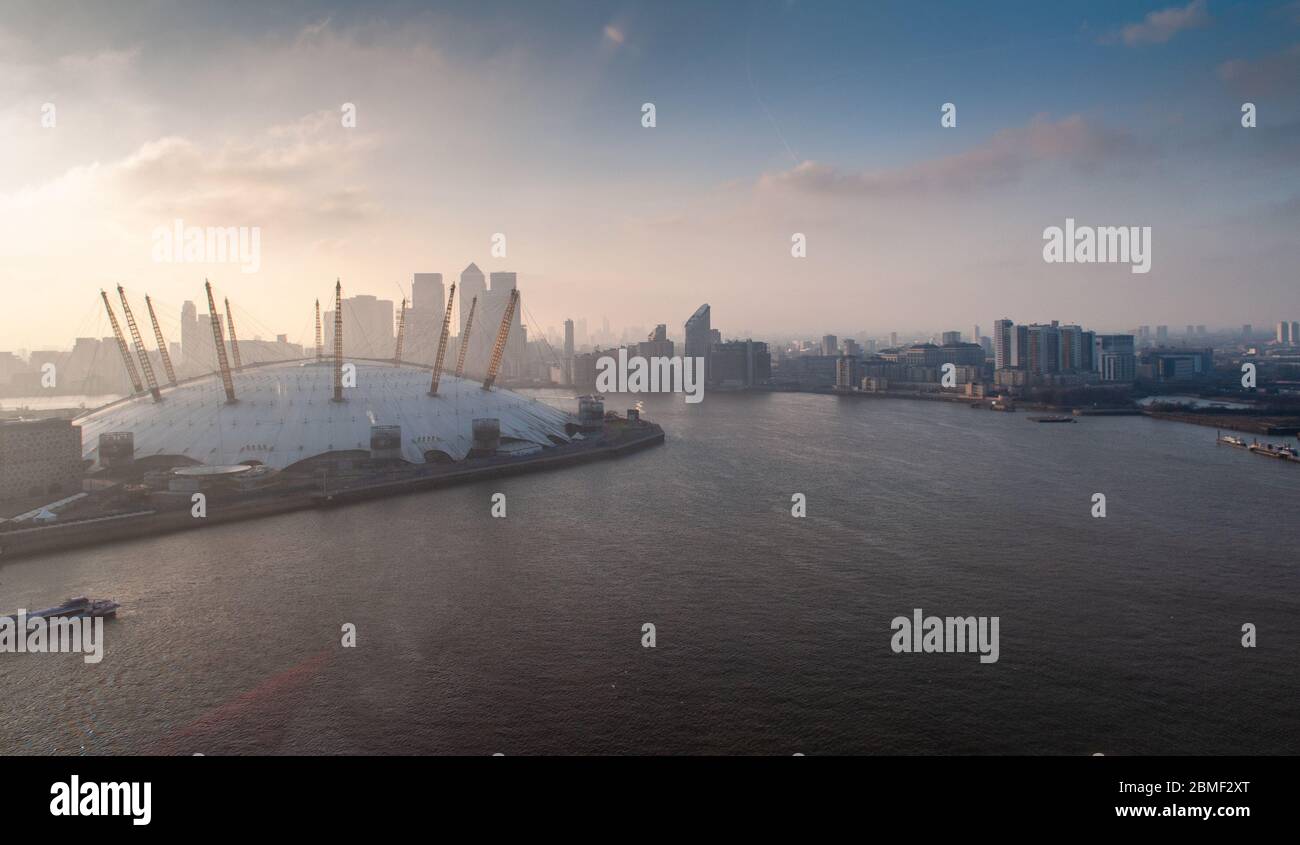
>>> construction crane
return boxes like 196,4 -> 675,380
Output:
315,299 -> 323,361
224,298 -> 242,369
100,289 -> 144,395
117,285 -> 161,402
332,280 -> 344,402
428,283 -> 455,396
144,294 -> 178,386
393,298 -> 407,365
205,280 -> 237,403
453,295 -> 477,380
482,288 -> 519,391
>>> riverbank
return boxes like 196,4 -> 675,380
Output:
766,385 -> 1300,434
0,422 -> 664,563
1143,411 -> 1300,436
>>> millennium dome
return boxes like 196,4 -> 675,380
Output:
75,359 -> 573,471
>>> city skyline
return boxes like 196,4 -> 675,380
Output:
2,0 -> 1299,349
2,266 -> 1297,360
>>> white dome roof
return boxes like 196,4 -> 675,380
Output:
76,360 -> 572,470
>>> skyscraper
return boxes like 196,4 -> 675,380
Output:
1058,324 -> 1084,371
184,301 -> 225,375
413,273 -> 444,314
180,300 -> 201,372
1010,324 -> 1030,369
459,263 -> 487,337
563,319 -> 575,385
407,273 -> 445,364
324,295 -> 394,360
1026,324 -> 1061,375
685,304 -> 712,383
485,271 -> 524,378
993,319 -> 1013,370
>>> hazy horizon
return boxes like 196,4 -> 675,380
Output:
2,0 -> 1298,350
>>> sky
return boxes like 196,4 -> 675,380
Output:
1,0 -> 1298,350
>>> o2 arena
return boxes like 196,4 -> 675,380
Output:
77,360 -> 573,470
77,280 -> 575,474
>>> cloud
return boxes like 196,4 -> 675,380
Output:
757,115 -> 1138,197
603,24 -> 625,45
1219,43 -> 1300,96
105,113 -> 381,223
0,110 -> 383,268
1105,0 -> 1210,46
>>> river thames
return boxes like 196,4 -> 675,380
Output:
2,391 -> 1297,754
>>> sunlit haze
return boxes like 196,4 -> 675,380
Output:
1,0 -> 1297,349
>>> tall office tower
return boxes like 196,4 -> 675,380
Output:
1010,324 -> 1030,368
685,304 -> 712,383
1026,324 -> 1062,375
941,331 -> 961,346
1079,331 -> 1096,371
406,273 -> 445,364
323,295 -> 394,359
821,334 -> 838,356
180,300 -> 201,372
356,295 -> 395,359
563,319 -> 575,384
413,273 -> 444,313
972,325 -> 981,344
188,304 -> 224,374
889,332 -> 898,348
1292,321 -> 1300,346
842,338 -> 861,357
1242,324 -> 1252,338
993,319 -> 1013,369
1186,325 -> 1195,336
480,271 -> 524,377
1058,325 -> 1084,370
459,263 -> 487,336
1156,325 -> 1168,341
1278,321 -> 1292,345
1138,326 -> 1151,345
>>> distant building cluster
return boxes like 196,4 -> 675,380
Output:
755,316 -> 1272,398
568,302 -> 772,392
7,271 -> 1299,407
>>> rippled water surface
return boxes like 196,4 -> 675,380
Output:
2,392 -> 1297,754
